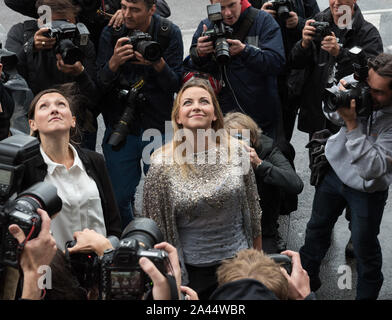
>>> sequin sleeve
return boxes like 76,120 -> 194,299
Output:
244,165 -> 262,239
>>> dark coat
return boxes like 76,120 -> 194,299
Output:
289,5 -> 383,134
0,82 -> 14,141
23,145 -> 122,238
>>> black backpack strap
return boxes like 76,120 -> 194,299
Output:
157,16 -> 173,52
233,7 -> 259,43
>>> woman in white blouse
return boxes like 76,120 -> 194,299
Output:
27,87 -> 121,250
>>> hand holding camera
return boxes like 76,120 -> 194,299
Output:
197,24 -> 215,58
109,37 -> 135,72
56,53 -> 84,76
321,32 -> 340,57
279,250 -> 311,300
67,229 -> 113,257
9,208 -> 57,299
33,28 -> 56,51
286,11 -> 299,29
301,19 -> 316,49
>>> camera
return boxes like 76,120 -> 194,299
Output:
43,20 -> 90,65
268,254 -> 292,275
107,79 -> 147,151
324,47 -> 373,117
269,0 -> 295,23
66,217 -> 169,300
125,30 -> 162,62
202,3 -> 233,65
309,21 -> 332,43
0,135 -> 62,268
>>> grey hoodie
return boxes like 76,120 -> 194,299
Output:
324,105 -> 392,192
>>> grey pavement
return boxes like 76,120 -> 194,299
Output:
1,0 -> 391,300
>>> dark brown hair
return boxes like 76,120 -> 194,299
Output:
28,86 -> 81,144
368,53 -> 392,89
35,0 -> 80,17
125,0 -> 156,10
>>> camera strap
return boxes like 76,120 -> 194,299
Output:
232,7 -> 259,43
166,274 -> 179,300
16,220 -> 38,265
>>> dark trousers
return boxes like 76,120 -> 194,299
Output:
186,263 -> 219,300
299,169 -> 388,300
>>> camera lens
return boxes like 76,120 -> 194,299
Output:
121,217 -> 164,249
136,41 -> 162,62
57,39 -> 83,65
277,6 -> 290,21
215,37 -> 230,65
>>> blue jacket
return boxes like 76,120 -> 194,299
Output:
96,14 -> 183,132
189,8 -> 285,136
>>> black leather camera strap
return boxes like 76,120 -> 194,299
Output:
233,7 -> 259,43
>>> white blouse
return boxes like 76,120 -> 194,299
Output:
40,144 -> 106,250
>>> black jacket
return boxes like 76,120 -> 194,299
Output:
0,82 -> 14,141
23,145 -> 122,238
289,5 -> 383,134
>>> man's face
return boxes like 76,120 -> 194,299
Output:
211,0 -> 241,26
121,0 -> 155,31
368,68 -> 392,109
329,0 -> 356,22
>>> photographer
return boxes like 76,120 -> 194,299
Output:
96,0 -> 183,228
189,0 -> 285,140
6,0 -> 100,150
181,249 -> 314,300
299,53 -> 392,300
289,0 -> 383,139
0,63 -> 14,141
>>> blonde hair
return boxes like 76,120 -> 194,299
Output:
216,249 -> 289,300
159,78 -> 232,176
224,112 -> 262,148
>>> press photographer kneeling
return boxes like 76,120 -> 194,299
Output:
299,52 -> 392,300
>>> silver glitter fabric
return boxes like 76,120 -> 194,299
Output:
142,140 -> 262,284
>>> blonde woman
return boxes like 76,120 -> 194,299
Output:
142,78 -> 262,300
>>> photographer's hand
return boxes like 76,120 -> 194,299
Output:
301,19 -> 316,49
286,12 -> 299,29
56,54 -> 84,76
109,37 -> 135,72
321,32 -> 340,57
8,208 -> 57,300
336,79 -> 358,131
131,51 -> 166,73
280,250 -> 311,300
139,242 -> 182,300
244,144 -> 262,169
33,28 -> 56,51
108,9 -> 124,29
261,2 -> 276,18
227,39 -> 246,56
180,286 -> 199,300
196,24 -> 214,58
67,229 -> 113,257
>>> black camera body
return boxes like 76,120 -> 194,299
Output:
324,47 -> 373,117
268,254 -> 292,275
107,79 -> 146,151
43,20 -> 90,65
310,21 -> 332,42
270,0 -> 295,23
0,135 -> 62,268
66,217 -> 168,300
202,3 -> 233,65
125,30 -> 162,62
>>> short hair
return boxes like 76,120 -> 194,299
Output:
216,249 -> 289,300
368,53 -> 392,90
223,112 -> 262,148
125,0 -> 156,10
35,0 -> 80,17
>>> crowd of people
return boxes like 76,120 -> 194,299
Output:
0,0 -> 391,301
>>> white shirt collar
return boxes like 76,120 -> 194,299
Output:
40,144 -> 85,175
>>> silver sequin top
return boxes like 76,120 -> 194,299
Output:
142,140 -> 262,284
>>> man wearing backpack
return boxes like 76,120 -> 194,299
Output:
96,0 -> 183,228
189,0 -> 285,140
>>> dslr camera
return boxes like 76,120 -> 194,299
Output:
0,135 -> 62,268
268,254 -> 292,275
66,217 -> 169,300
125,30 -> 162,62
269,0 -> 295,23
202,3 -> 233,65
43,20 -> 90,65
324,46 -> 373,117
309,21 -> 332,43
107,78 -> 147,151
